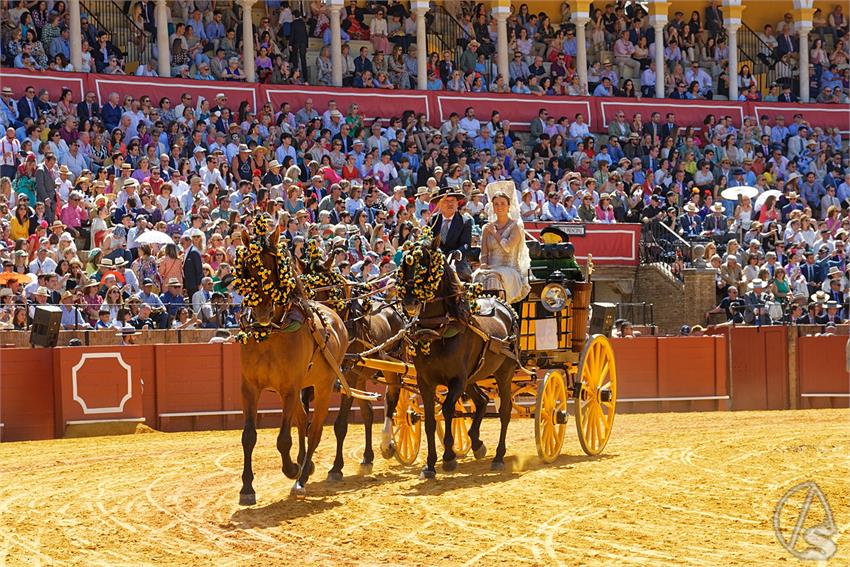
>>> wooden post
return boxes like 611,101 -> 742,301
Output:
787,324 -> 798,410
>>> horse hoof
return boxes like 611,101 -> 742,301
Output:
327,470 -> 343,482
380,442 -> 396,460
490,460 -> 505,471
442,458 -> 458,472
359,462 -> 373,475
283,464 -> 299,479
239,493 -> 256,506
290,483 -> 306,500
419,468 -> 436,480
473,443 -> 487,460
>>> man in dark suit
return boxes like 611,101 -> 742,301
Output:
661,113 -> 678,140
77,92 -> 100,123
776,30 -> 796,60
428,187 -> 473,280
181,233 -> 204,300
289,10 -> 309,81
642,112 -> 662,146
17,86 -> 38,122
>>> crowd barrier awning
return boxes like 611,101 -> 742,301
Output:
2,68 -> 847,134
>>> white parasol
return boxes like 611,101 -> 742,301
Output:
135,230 -> 175,246
720,185 -> 759,201
754,189 -> 783,212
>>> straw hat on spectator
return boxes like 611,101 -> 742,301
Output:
112,257 -> 128,268
0,288 -> 13,298
684,203 -> 699,213
810,290 -> 828,304
710,203 -> 725,213
50,220 -> 66,231
98,258 -> 114,270
33,287 -> 50,297
58,165 -> 70,175
826,266 -> 841,278
268,160 -> 281,170
415,186 -> 431,197
60,290 -> 76,302
116,325 -> 140,337
1,86 -> 12,95
748,278 -> 766,291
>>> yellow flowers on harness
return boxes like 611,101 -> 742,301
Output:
234,214 -> 297,342
397,228 -> 445,303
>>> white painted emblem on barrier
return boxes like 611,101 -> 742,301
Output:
71,353 -> 133,415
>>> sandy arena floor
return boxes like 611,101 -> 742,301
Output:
0,409 -> 848,566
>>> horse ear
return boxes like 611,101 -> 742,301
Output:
431,233 -> 441,251
268,223 -> 281,248
293,254 -> 305,275
323,253 -> 335,272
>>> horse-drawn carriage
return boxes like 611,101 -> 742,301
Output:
235,213 -> 617,501
353,225 -> 618,466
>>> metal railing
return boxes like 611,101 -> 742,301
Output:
738,22 -> 779,95
80,0 -> 151,67
640,219 -> 693,280
615,302 -> 655,327
428,4 -> 494,86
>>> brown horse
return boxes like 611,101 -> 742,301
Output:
297,252 -> 406,479
397,234 -> 519,478
237,224 -> 349,503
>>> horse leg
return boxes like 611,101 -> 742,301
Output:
327,393 -> 353,481
492,364 -> 515,471
239,383 -> 260,505
358,372 -> 375,469
292,381 -> 331,499
277,391 -> 300,480
466,383 -> 489,460
419,381 -> 438,480
441,377 -> 465,472
380,375 -> 400,459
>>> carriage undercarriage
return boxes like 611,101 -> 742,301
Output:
353,277 -> 618,466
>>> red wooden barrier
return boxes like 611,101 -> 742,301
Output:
52,346 -> 148,433
797,335 -> 850,409
89,75 -> 257,109
0,348 -> 54,441
726,326 -> 789,411
611,335 -> 727,413
0,68 -> 88,99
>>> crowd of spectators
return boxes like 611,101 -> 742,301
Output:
0,3 -> 848,333
0,72 -> 847,332
0,1 -> 848,102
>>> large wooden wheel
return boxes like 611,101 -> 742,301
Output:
435,394 -> 473,457
575,335 -> 617,456
535,369 -> 568,463
392,388 -> 422,465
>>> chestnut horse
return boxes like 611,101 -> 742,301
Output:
237,224 -> 349,503
397,234 -> 519,478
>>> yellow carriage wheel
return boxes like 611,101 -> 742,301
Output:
392,388 -> 422,466
535,369 -> 568,463
575,335 -> 617,456
435,396 -> 474,457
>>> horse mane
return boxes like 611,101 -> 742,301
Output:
441,258 -> 472,323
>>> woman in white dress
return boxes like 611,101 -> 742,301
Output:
473,181 -> 531,303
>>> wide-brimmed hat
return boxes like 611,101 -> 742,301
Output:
430,186 -> 464,204
238,144 -> 250,153
468,39 -> 480,48
810,290 -> 828,303
50,220 -> 66,230
112,257 -> 127,268
99,258 -> 114,269
116,324 -> 140,337
684,202 -> 699,213
268,160 -> 281,169
749,278 -> 766,289
826,266 -> 841,277
165,277 -> 182,287
33,286 -> 50,297
786,191 -> 798,199
60,290 -> 76,301
415,186 -> 431,197
710,203 -> 725,212
58,165 -> 70,175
